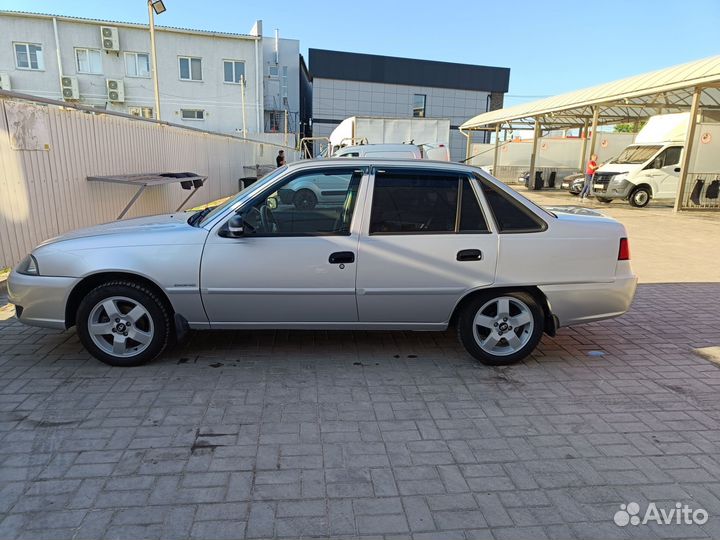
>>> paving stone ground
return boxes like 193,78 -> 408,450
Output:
1,283 -> 720,539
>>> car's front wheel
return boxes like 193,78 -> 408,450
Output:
457,291 -> 544,365
629,186 -> 651,208
596,197 -> 613,203
76,281 -> 170,366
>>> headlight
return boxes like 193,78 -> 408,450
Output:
16,254 -> 40,276
609,173 -> 628,185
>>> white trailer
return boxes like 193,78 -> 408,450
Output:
329,116 -> 450,152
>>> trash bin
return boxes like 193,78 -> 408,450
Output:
548,171 -> 557,188
534,171 -> 544,190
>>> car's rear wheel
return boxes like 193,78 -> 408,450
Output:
293,189 -> 317,210
457,291 -> 544,365
76,281 -> 170,366
629,186 -> 651,208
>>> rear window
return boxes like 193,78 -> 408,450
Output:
477,180 -> 546,233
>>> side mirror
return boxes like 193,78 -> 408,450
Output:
221,214 -> 244,238
266,196 -> 278,210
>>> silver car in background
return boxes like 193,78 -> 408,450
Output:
8,159 -> 637,367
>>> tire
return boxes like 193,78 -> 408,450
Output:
596,197 -> 613,203
76,280 -> 171,367
293,189 -> 317,210
569,191 -> 580,196
457,291 -> 544,366
629,186 -> 651,208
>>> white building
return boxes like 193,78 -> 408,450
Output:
0,11 -> 300,138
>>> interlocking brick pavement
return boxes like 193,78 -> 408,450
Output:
1,283 -> 720,539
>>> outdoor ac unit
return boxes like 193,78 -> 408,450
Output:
60,76 -> 79,100
100,26 -> 120,51
106,79 -> 125,102
0,72 -> 11,91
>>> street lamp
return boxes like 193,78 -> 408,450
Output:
148,0 -> 165,120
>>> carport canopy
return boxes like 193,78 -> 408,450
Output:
460,55 -> 720,210
460,55 -> 720,132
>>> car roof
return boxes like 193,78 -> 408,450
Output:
287,157 -> 477,173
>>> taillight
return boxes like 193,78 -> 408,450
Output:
618,238 -> 630,260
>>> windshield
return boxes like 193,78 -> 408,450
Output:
614,145 -> 662,165
194,166 -> 287,226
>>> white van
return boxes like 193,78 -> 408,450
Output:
592,113 -> 686,207
334,143 -> 451,161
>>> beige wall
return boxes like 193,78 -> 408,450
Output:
0,96 -> 295,268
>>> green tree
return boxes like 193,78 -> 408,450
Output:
614,122 -> 646,133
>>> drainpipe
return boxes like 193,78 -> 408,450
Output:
52,18 -> 63,78
255,38 -> 261,133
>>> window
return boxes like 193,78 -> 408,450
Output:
128,106 -> 154,118
179,56 -> 202,81
125,52 -> 150,78
232,168 -> 364,235
412,94 -> 426,117
478,179 -> 546,233
181,109 -> 205,120
459,180 -> 489,233
269,65 -> 279,77
14,43 -> 44,70
652,146 -> 682,169
615,145 -> 662,164
75,48 -> 103,74
223,60 -> 245,84
370,172 -> 461,234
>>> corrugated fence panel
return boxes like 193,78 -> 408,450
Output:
0,96 -> 290,268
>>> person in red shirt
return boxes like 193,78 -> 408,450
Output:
580,153 -> 599,200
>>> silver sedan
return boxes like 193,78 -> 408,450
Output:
8,159 -> 637,366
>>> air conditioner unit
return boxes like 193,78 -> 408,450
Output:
100,26 -> 120,52
106,79 -> 125,102
60,76 -> 79,100
0,72 -> 11,91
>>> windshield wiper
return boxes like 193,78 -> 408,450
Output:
188,207 -> 212,227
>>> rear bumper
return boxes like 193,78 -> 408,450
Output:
540,274 -> 638,327
7,270 -> 77,329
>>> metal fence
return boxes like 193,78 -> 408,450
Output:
678,172 -> 720,210
490,165 -> 579,187
0,91 -> 299,268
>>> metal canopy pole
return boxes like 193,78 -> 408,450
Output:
463,129 -> 472,162
674,86 -> 702,212
528,118 -> 541,190
579,118 -> 589,170
492,124 -> 500,174
588,106 -> 600,159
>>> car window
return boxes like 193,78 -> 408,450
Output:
477,180 -> 546,233
235,168 -> 363,236
660,147 -> 682,167
371,171 -> 464,234
459,180 -> 489,233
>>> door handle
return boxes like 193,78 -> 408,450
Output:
329,251 -> 355,264
457,249 -> 482,261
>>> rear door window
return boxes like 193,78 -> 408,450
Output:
370,170 -> 489,234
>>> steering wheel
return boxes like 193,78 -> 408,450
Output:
260,204 -> 279,233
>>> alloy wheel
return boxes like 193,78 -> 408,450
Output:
471,296 -> 535,356
87,296 -> 155,358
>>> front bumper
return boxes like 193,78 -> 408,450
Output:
7,270 -> 78,329
593,179 -> 633,199
540,274 -> 638,328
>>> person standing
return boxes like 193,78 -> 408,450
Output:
580,153 -> 599,200
276,149 -> 286,168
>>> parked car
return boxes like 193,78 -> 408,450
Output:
8,159 -> 637,367
334,143 -> 451,161
560,173 -> 585,195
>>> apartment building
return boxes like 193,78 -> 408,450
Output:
309,49 -> 510,160
0,11 -> 301,137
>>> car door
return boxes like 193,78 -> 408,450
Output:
200,166 -> 367,326
355,167 -> 497,324
654,146 -> 683,198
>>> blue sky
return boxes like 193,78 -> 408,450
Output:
2,0 -> 718,105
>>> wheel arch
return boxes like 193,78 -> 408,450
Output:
65,271 -> 175,328
449,285 -> 557,337
631,183 -> 653,196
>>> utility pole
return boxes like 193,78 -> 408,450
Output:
147,1 -> 163,120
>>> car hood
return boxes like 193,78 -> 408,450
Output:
37,212 -> 194,247
596,163 -> 642,174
